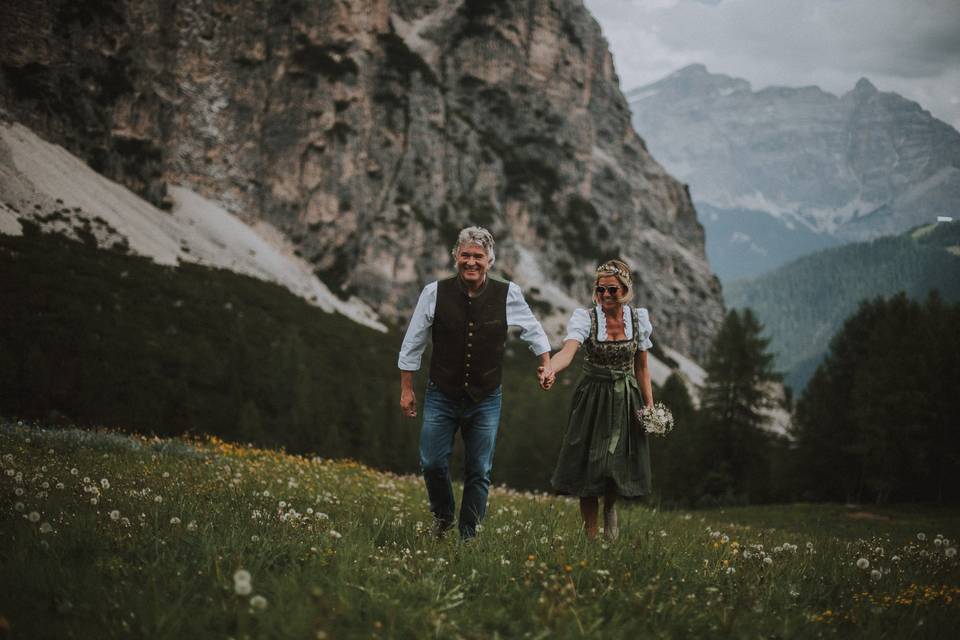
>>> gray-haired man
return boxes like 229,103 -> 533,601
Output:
398,227 -> 551,539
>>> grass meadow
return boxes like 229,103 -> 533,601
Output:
2,421 -> 959,639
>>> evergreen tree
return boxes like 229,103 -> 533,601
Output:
698,309 -> 781,502
793,292 -> 960,503
649,372 -> 700,505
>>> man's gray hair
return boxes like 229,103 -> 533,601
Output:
451,226 -> 496,266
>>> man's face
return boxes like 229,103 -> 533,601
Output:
456,243 -> 491,287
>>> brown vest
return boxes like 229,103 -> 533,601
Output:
429,276 -> 509,401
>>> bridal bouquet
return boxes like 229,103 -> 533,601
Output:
636,402 -> 674,436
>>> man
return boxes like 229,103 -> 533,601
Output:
398,226 -> 551,539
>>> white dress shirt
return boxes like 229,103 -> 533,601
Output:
563,305 -> 653,350
398,279 -> 552,371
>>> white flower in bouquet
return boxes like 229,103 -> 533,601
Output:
636,402 -> 674,436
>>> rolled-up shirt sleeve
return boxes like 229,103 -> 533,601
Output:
397,282 -> 437,371
506,282 -> 551,356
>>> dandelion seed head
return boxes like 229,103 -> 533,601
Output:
917,532 -> 927,541
28,511 -> 40,523
250,595 -> 268,610
110,510 -> 120,521
856,557 -> 869,569
40,522 -> 53,534
946,548 -> 957,559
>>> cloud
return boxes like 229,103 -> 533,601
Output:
585,0 -> 960,129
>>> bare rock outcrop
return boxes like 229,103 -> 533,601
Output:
1,0 -> 723,359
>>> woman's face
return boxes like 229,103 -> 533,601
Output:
596,275 -> 623,310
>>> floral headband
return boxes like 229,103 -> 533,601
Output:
596,265 -> 632,283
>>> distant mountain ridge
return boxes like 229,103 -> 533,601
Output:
628,64 -> 960,281
724,221 -> 960,392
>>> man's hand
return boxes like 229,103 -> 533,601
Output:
400,370 -> 418,418
400,388 -> 417,418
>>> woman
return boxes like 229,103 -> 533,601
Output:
540,259 -> 654,540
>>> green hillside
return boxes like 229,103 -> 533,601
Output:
0,222 -> 578,491
3,423 -> 959,638
724,221 -> 960,391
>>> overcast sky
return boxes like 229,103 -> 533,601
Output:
584,0 -> 960,130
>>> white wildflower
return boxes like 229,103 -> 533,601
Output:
763,557 -> 773,566
187,521 -> 198,532
329,529 -> 342,539
170,517 -> 181,525
100,479 -> 110,489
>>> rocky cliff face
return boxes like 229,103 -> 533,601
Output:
1,0 -> 723,359
628,64 -> 960,243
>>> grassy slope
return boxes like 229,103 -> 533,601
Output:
0,226 -> 578,491
2,423 -> 958,639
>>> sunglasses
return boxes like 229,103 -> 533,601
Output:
595,285 -> 621,295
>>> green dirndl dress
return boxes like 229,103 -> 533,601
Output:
551,307 -> 652,498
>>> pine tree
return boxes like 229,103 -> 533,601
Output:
698,309 -> 781,502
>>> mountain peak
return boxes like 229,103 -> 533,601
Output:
853,77 -> 878,95
675,63 -> 710,77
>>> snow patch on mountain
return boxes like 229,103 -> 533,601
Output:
0,121 -> 386,332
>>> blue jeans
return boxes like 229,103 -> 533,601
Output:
419,381 -> 502,539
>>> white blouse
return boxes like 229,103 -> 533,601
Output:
564,305 -> 653,350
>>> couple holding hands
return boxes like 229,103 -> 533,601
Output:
399,227 -> 654,541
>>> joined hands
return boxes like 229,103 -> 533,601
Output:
537,365 -> 557,391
